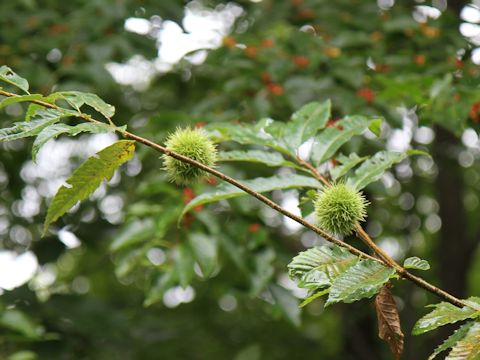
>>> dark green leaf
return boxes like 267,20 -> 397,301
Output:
180,174 -> 321,219
0,309 -> 44,339
109,219 -> 156,252
44,140 -> 136,234
403,257 -> 430,271
188,233 -> 217,278
144,271 -> 176,307
326,260 -> 395,306
218,150 -> 303,170
0,66 -> 29,93
250,248 -> 275,297
311,115 -> 373,166
174,243 -> 195,288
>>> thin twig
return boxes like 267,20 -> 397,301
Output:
0,89 -> 469,308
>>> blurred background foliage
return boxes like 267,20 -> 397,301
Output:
1,0 -> 480,359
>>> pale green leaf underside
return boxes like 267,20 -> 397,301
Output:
403,256 -> 431,271
311,115 -> 372,165
43,140 -> 136,234
330,153 -> 369,181
326,260 -> 395,306
285,100 -> 331,151
180,174 -> 321,219
0,109 -> 66,142
0,66 -> 29,93
288,245 -> 359,290
51,91 -> 115,119
32,122 -> 125,161
299,288 -> 330,308
413,301 -> 480,335
446,321 -> 480,360
347,150 -> 426,190
428,322 -> 474,360
218,150 -> 303,170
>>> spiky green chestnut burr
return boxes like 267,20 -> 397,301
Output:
162,127 -> 217,185
314,183 -> 368,236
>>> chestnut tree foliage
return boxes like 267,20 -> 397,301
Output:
1,1 -> 480,359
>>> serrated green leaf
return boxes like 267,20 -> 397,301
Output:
144,270 -> 176,307
269,284 -> 301,327
207,119 -> 290,155
330,153 -> 369,181
32,122 -> 125,161
174,243 -> 195,288
368,118 -> 383,137
52,91 -> 115,119
284,100 -> 331,151
326,260 -> 395,306
0,94 -> 44,109
347,151 -> 411,190
0,109 -> 66,142
188,233 -> 217,278
288,245 -> 359,290
413,302 -> 480,335
429,322 -> 474,360
403,256 -> 430,271
311,115 -> 373,166
25,103 -> 44,121
218,150 -> 303,170
0,66 -> 29,93
44,140 -> 136,234
299,288 -> 330,308
446,321 -> 480,360
180,174 -> 321,220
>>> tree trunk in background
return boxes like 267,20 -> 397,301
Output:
433,126 -> 474,297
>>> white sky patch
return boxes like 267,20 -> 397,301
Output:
0,251 -> 38,291
58,228 -> 81,248
107,1 -> 243,89
387,107 -> 416,152
281,191 -> 303,233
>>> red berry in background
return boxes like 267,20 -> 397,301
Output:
223,36 -> 236,48
248,223 -> 261,233
455,59 -> 464,69
261,39 -> 274,48
357,87 -> 375,104
244,46 -> 257,59
293,56 -> 309,68
297,9 -> 315,19
205,176 -> 217,185
183,188 -> 195,204
469,102 -> 480,123
261,72 -> 272,84
267,83 -> 284,96
414,54 -> 426,65
375,63 -> 390,73
194,122 -> 206,129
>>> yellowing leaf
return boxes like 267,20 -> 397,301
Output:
43,140 -> 135,234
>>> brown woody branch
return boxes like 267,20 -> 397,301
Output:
0,89 -> 470,308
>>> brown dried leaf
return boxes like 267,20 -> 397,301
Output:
375,284 -> 404,360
